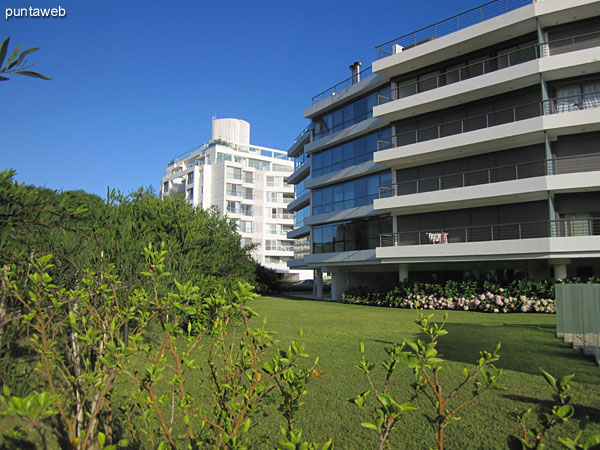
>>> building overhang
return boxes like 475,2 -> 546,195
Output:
374,172 -> 600,215
376,236 -> 600,263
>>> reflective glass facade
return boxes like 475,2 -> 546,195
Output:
313,87 -> 388,140
312,128 -> 391,178
295,205 -> 310,228
312,215 -> 392,253
313,171 -> 392,215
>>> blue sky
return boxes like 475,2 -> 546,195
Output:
2,0 -> 478,197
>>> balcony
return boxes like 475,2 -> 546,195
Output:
377,31 -> 600,107
380,219 -> 600,248
376,218 -> 600,263
374,0 -> 531,60
374,91 -> 600,167
378,153 -> 600,199
312,66 -> 373,105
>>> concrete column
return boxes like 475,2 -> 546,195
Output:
554,264 -> 567,281
331,271 -> 340,302
399,263 -> 408,283
314,268 -> 324,299
550,259 -> 571,281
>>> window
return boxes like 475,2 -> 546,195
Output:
272,164 -> 292,173
313,215 -> 392,254
313,86 -> 389,140
187,172 -> 194,184
312,128 -> 391,177
313,171 -> 392,215
227,166 -> 242,180
249,159 -> 270,170
163,181 -> 169,193
187,189 -> 193,200
237,220 -> 254,233
243,171 -> 254,183
217,152 -> 232,163
226,183 -> 242,197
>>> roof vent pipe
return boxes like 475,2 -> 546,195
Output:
349,61 -> 362,85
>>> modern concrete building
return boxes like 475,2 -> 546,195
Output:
162,118 -> 309,279
287,0 -> 600,300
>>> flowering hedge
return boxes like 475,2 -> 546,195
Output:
341,280 -> 556,313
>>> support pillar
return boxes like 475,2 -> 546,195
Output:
554,264 -> 567,281
550,259 -> 571,281
314,268 -> 324,299
399,263 -> 408,283
331,271 -> 340,302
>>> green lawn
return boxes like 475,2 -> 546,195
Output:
251,295 -> 600,449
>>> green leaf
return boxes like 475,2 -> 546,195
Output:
157,441 -> 167,450
14,70 -> 51,80
540,369 -> 557,391
98,431 -> 106,447
0,37 -> 9,68
7,46 -> 39,70
5,43 -> 21,69
583,434 -> 600,450
361,422 -> 378,431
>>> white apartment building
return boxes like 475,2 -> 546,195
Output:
287,0 -> 600,300
162,118 -> 309,279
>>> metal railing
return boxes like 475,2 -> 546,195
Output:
380,218 -> 600,247
377,31 -> 600,105
312,66 -> 373,105
376,91 -> 600,151
379,152 -> 600,198
375,0 -> 531,60
292,123 -> 314,144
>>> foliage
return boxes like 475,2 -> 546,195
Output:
342,280 -> 557,313
349,342 -> 416,450
0,170 -> 256,393
352,307 -> 504,450
123,244 -> 330,449
404,309 -> 505,450
514,370 -> 600,450
0,37 -> 50,81
1,255 -> 147,448
1,245 -> 329,449
254,264 -> 281,295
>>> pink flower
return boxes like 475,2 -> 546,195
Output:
493,308 -> 499,313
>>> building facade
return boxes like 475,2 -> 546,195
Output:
287,0 -> 600,300
162,118 -> 309,279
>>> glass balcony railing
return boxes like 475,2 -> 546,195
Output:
377,92 -> 600,151
378,153 -> 600,198
294,152 -> 310,170
377,31 -> 600,105
375,0 -> 531,60
380,218 -> 600,248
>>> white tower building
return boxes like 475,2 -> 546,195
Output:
162,118 -> 311,280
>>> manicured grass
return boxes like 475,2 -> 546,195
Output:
250,296 -> 600,449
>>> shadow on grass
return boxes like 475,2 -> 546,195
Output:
407,322 -> 599,384
502,394 -> 600,423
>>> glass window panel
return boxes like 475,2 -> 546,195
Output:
334,184 -> 344,204
367,176 -> 379,196
342,142 -> 353,162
